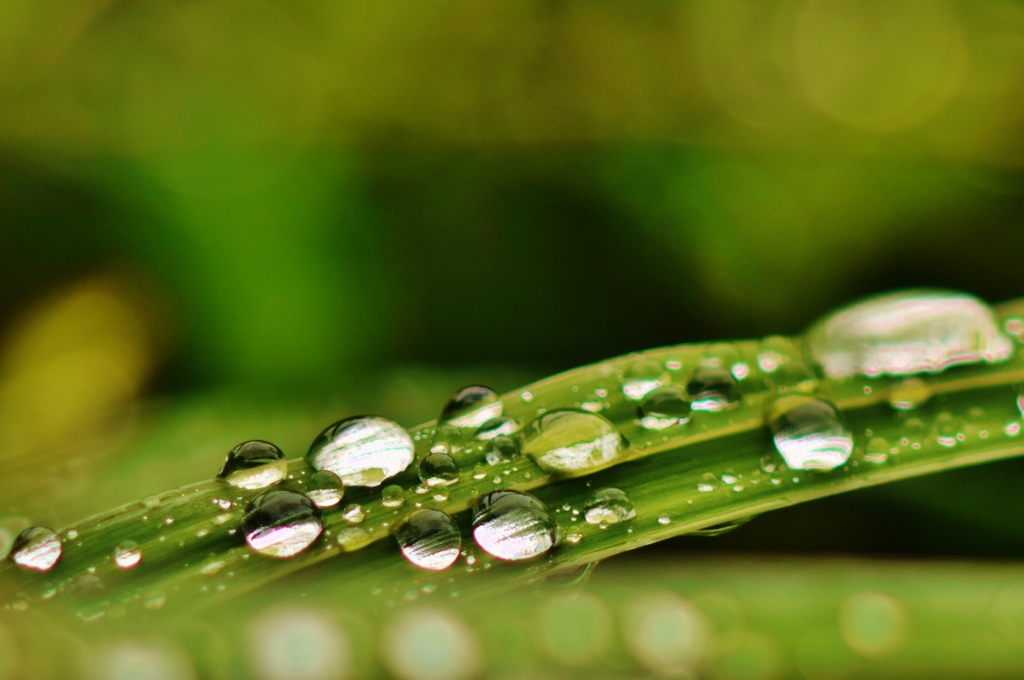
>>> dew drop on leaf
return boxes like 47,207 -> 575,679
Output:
471,490 -> 558,561
242,490 -> 322,559
621,357 -> 666,401
769,396 -> 853,471
305,471 -> 344,509
485,435 -> 519,465
638,386 -> 692,430
10,526 -> 61,572
306,416 -> 414,487
382,484 -> 406,508
395,509 -> 462,571
475,416 -> 521,440
686,367 -> 740,412
218,440 -> 288,490
522,409 -> 628,474
583,488 -> 636,526
806,289 -> 1013,378
418,452 -> 460,487
439,385 -> 503,428
888,377 -> 931,411
114,540 -> 142,570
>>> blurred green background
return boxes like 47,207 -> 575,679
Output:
3,0 -> 1024,562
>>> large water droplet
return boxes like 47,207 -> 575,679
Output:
305,471 -> 344,509
522,410 -> 628,474
418,452 -> 460,487
218,440 -> 288,490
10,526 -> 61,572
686,367 -> 740,412
806,289 -> 1013,378
439,385 -> 503,428
584,488 -> 636,526
306,416 -> 414,487
242,490 -> 322,559
114,540 -> 142,570
395,509 -> 462,571
770,396 -> 853,471
472,490 -> 559,561
638,386 -> 692,430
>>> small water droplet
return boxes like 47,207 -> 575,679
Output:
335,527 -> 371,552
657,516 -> 671,525
521,391 -> 534,403
430,424 -> 465,456
304,471 -> 344,509
522,410 -> 628,474
471,490 -> 558,561
382,484 -> 406,508
621,358 -> 667,401
583,488 -> 636,526
756,336 -> 795,373
114,540 -> 142,570
475,416 -> 521,440
485,436 -> 519,465
440,385 -> 503,428
638,386 -> 692,430
395,509 -> 462,571
1005,421 -> 1021,437
419,452 -> 460,487
432,486 -> 450,502
758,455 -> 778,473
697,472 -> 720,493
770,396 -> 853,471
888,378 -> 931,411
306,416 -> 414,487
242,490 -> 322,559
806,289 -> 1013,378
218,440 -> 287,490
686,367 -> 740,412
864,437 -> 890,464
11,527 -> 62,572
143,591 -> 166,610
342,504 -> 365,524
213,498 -> 233,510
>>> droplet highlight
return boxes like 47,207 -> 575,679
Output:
522,410 -> 628,474
472,490 -> 559,561
114,540 -> 142,570
770,396 -> 853,471
395,509 -> 462,571
242,490 -> 323,559
439,385 -> 503,428
306,416 -> 414,487
10,526 -> 62,572
806,289 -> 1013,378
583,488 -> 636,526
218,440 -> 288,490
305,471 -> 344,509
418,452 -> 460,487
638,386 -> 692,430
686,367 -> 740,412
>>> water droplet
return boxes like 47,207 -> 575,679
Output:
770,396 -> 853,471
113,540 -> 142,570
471,490 -> 558,561
1017,391 -> 1024,419
583,488 -> 636,526
1005,421 -> 1021,437
218,440 -> 287,490
522,410 -> 628,474
306,416 -> 414,487
10,526 -> 61,572
335,527 -> 371,552
657,516 -> 671,525
305,471 -> 344,509
242,490 -> 322,559
888,377 -> 931,411
864,437 -> 890,463
418,452 -> 460,487
475,416 -> 521,440
686,367 -> 740,412
143,591 -> 167,610
485,436 -> 519,465
638,386 -> 692,430
806,289 -> 1013,378
621,358 -> 666,401
697,472 -> 720,493
382,484 -> 406,508
395,509 -> 462,571
440,385 -> 503,428
770,362 -> 819,395
757,336 -> 795,373
432,486 -> 450,502
342,504 -> 365,523
430,424 -> 465,456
